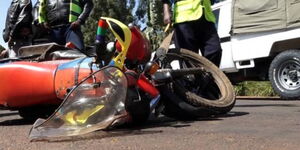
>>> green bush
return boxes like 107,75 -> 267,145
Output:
234,81 -> 278,96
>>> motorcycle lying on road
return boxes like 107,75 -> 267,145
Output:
0,17 -> 235,140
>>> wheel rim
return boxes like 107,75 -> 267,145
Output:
277,60 -> 300,90
162,53 -> 221,100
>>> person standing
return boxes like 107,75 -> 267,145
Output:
2,0 -> 33,58
162,0 -> 222,66
38,0 -> 93,51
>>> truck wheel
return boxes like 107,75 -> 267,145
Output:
269,50 -> 300,99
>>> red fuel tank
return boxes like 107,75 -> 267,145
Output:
0,61 -> 62,108
0,58 -> 97,109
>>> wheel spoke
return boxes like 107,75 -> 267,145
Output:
162,52 -> 224,98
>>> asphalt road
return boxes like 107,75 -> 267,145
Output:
0,99 -> 300,150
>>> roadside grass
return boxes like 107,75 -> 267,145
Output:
234,81 -> 278,96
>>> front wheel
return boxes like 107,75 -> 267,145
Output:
159,49 -> 236,119
269,50 -> 300,99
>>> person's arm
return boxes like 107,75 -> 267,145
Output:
38,0 -> 47,24
77,0 -> 94,24
9,1 -> 21,27
3,0 -> 21,42
10,0 -> 33,36
162,1 -> 171,25
37,0 -> 51,29
71,0 -> 93,29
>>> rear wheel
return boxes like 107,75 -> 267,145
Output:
159,49 -> 236,119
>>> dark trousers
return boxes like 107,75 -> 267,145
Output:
173,16 -> 222,66
50,25 -> 85,51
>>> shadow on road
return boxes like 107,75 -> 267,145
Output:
216,111 -> 249,118
235,104 -> 298,108
237,98 -> 300,101
0,119 -> 34,126
32,111 -> 249,143
0,111 -> 19,118
32,116 -> 183,142
33,128 -> 164,143
0,110 -> 34,126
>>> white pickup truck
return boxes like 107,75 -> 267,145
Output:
213,0 -> 300,99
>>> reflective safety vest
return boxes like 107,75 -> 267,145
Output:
69,0 -> 83,22
38,0 -> 83,23
173,0 -> 216,24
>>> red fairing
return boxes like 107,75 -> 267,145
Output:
137,74 -> 159,98
116,26 -> 151,63
0,61 -> 61,108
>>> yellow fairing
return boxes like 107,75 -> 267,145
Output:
101,17 -> 132,69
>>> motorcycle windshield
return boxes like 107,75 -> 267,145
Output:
29,66 -> 128,140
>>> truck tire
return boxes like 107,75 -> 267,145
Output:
159,49 -> 236,119
269,50 -> 300,99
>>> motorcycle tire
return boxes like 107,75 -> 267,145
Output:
159,48 -> 236,119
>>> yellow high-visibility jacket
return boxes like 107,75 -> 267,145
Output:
38,0 -> 83,24
174,0 -> 216,24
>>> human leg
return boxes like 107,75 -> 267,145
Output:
173,18 -> 222,66
195,18 -> 222,66
173,22 -> 200,53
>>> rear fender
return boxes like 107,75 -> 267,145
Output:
137,74 -> 159,98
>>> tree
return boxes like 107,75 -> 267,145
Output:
140,0 -> 165,51
81,0 -> 168,51
134,0 -> 148,26
135,0 -> 164,28
82,0 -> 136,45
82,0 -> 168,51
